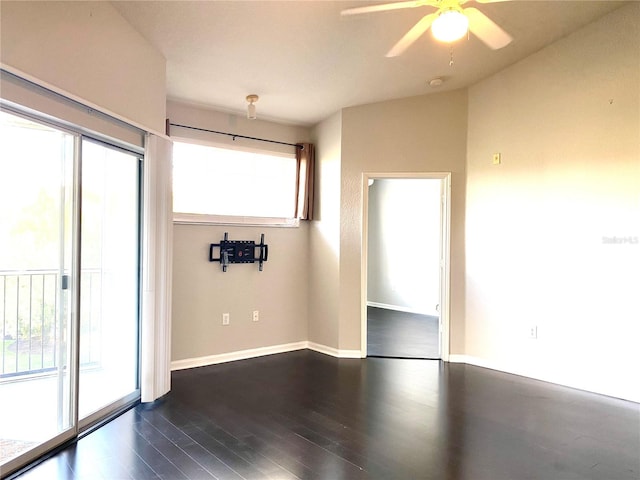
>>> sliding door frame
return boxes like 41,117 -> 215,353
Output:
77,135 -> 143,433
0,104 -> 144,478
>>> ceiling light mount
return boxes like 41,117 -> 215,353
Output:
246,94 -> 259,120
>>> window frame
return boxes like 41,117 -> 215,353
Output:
171,136 -> 300,228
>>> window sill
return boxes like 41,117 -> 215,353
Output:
173,212 -> 300,228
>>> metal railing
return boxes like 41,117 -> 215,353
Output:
0,269 -> 101,378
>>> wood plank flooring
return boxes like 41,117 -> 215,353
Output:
367,307 -> 440,358
10,350 -> 640,480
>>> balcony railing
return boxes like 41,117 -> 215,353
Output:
0,269 -> 101,379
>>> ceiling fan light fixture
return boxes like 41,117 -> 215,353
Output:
432,9 -> 468,43
246,94 -> 259,120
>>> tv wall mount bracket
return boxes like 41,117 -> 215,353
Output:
209,232 -> 268,272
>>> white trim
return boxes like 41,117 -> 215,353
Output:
171,342 -> 363,371
449,354 -> 541,376
439,174 -> 451,362
447,354 -> 470,364
306,342 -> 362,359
173,212 -> 299,228
366,301 -> 437,317
171,342 -> 308,371
361,172 -> 451,361
447,355 -> 639,403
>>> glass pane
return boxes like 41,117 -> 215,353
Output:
173,142 -> 297,217
78,140 -> 139,419
0,111 -> 74,466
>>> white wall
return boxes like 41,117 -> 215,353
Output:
339,90 -> 468,353
465,3 -> 640,402
367,179 -> 441,315
168,101 -> 312,365
0,1 -> 166,133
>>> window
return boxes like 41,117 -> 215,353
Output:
172,141 -> 298,224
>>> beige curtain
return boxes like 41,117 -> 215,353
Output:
295,143 -> 315,220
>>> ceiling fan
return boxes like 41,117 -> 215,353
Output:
341,0 -> 513,57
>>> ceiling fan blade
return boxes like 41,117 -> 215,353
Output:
386,12 -> 438,57
341,1 -> 426,16
464,7 -> 512,50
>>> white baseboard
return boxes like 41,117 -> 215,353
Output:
449,354 -> 560,383
367,301 -> 437,317
447,354 -> 468,364
448,355 -> 639,403
307,342 -> 362,359
171,341 -> 362,371
174,349 -> 637,402
171,341 -> 308,371
449,354 -> 563,382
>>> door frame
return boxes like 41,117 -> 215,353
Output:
0,105 -> 143,478
361,172 -> 451,361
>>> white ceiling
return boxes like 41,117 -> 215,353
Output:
112,1 -> 626,126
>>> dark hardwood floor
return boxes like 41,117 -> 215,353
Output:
11,350 -> 640,480
367,306 -> 440,358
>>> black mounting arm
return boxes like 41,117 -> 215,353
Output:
209,233 -> 269,272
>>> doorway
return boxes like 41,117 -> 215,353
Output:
361,173 -> 451,360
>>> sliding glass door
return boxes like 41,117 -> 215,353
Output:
78,140 -> 140,422
0,110 -> 141,476
0,111 -> 76,471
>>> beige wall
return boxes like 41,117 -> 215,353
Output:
169,101 -> 312,363
0,1 -> 166,133
172,224 -> 309,361
466,3 -> 640,401
6,0 -> 635,402
339,90 -> 468,352
308,111 -> 342,349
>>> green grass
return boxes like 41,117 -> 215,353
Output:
0,339 -> 56,374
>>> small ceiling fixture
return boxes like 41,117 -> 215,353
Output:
246,94 -> 259,120
429,77 -> 444,88
431,8 -> 468,43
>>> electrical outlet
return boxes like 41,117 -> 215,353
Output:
222,313 -> 230,326
252,310 -> 259,322
528,325 -> 537,339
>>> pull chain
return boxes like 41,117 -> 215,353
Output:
449,46 -> 455,66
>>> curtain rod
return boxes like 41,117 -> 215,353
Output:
169,122 -> 303,149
